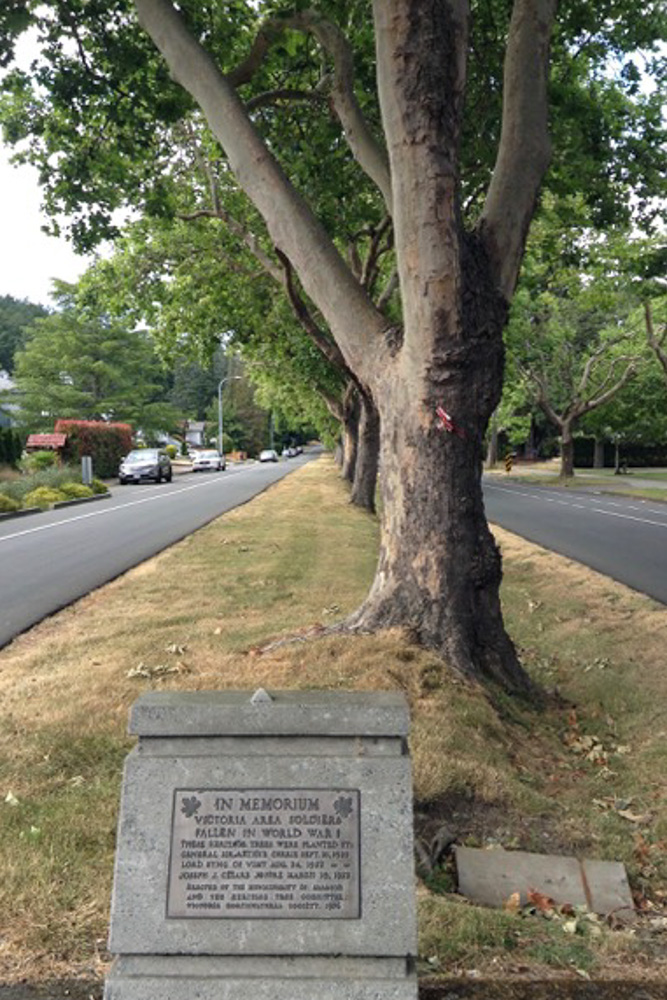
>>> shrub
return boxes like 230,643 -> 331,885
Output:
19,450 -> 58,474
0,493 -> 20,513
23,486 -> 68,509
0,428 -> 24,467
55,420 -> 133,478
90,478 -> 109,495
58,483 -> 95,499
165,444 -> 177,459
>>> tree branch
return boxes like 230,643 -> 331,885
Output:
133,0 -> 388,381
579,358 -> 636,415
274,247 -> 350,376
478,0 -> 558,300
228,10 -> 392,214
246,88 -> 327,112
645,300 -> 667,381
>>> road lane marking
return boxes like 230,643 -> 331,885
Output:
0,473 -> 246,546
485,484 -> 667,530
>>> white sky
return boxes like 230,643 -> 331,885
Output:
0,145 -> 93,306
0,26 -> 94,308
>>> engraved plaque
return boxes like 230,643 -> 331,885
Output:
167,788 -> 361,919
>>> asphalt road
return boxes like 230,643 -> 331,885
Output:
483,478 -> 667,605
0,455 -> 312,649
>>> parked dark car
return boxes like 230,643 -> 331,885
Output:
118,449 -> 172,484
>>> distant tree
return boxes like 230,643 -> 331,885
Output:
12,283 -> 179,434
506,206 -> 648,477
0,295 -> 48,374
582,353 -> 667,470
644,299 -> 667,386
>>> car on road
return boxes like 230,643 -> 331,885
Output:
118,449 -> 172,484
192,449 -> 226,472
259,449 -> 278,463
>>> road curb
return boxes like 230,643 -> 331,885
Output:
0,492 -> 110,523
53,493 -> 111,510
0,506 -> 41,522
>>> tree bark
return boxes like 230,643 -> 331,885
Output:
350,390 -> 380,513
593,437 -> 605,469
347,236 -> 532,693
341,383 -> 360,486
560,423 -> 575,478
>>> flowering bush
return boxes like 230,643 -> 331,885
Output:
23,487 -> 68,509
0,493 -> 20,513
55,420 -> 133,478
58,483 -> 95,499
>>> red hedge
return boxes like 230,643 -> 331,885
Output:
55,420 -> 133,478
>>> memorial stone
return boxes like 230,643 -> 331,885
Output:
104,689 -> 418,1000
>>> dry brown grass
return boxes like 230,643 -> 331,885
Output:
0,456 -> 666,985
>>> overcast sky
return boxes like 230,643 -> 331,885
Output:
0,144 -> 94,307
0,26 -> 95,309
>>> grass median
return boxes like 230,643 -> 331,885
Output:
0,455 -> 665,986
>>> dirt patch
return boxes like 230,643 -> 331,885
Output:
419,981 -> 667,999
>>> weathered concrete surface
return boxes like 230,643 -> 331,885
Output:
455,846 -> 635,922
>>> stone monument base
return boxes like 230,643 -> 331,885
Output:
104,955 -> 417,1000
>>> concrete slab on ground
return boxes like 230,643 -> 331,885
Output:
455,846 -> 635,922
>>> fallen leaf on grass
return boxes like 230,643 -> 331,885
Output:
126,662 -> 189,679
504,892 -> 521,913
617,808 -> 652,824
4,791 -> 19,807
165,643 -> 186,655
527,889 -> 556,913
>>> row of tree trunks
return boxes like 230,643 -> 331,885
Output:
336,382 -> 380,514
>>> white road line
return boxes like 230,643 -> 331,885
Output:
485,484 -> 667,529
589,507 -> 667,529
0,475 -> 235,546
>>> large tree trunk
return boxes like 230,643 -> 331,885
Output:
350,390 -> 380,513
348,238 -> 531,693
560,423 -> 575,478
134,0 -> 556,694
341,382 -> 360,485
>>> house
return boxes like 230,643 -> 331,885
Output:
184,420 -> 206,448
24,432 -> 68,455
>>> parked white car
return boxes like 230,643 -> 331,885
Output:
259,449 -> 278,463
191,449 -> 225,472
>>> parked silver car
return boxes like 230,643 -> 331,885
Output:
118,449 -> 172,484
192,449 -> 226,472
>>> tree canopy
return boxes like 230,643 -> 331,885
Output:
0,294 -> 48,374
11,283 -> 179,433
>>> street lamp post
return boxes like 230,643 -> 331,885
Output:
217,376 -> 241,457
